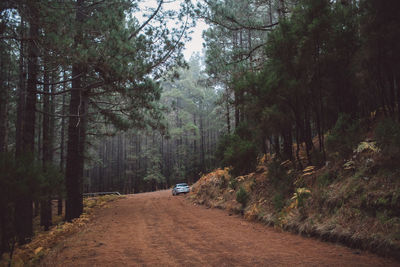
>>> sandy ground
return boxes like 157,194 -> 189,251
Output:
42,190 -> 399,266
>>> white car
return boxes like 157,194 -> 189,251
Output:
172,183 -> 190,195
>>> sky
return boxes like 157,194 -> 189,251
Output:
137,0 -> 208,61
182,19 -> 208,60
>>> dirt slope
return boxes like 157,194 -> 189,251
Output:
41,190 -> 399,266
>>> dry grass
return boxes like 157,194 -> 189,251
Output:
0,195 -> 123,267
189,141 -> 400,260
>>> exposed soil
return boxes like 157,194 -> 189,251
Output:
42,190 -> 399,266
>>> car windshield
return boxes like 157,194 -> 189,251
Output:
176,183 -> 188,187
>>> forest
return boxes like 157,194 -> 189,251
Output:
1,0 -> 400,260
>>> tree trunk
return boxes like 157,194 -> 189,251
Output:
15,17 -> 26,157
273,135 -> 280,158
226,100 -> 230,134
282,128 -> 293,161
234,91 -> 240,128
0,55 -> 8,153
65,0 -> 86,221
40,63 -> 53,231
200,114 -> 205,170
295,124 -> 303,170
304,107 -> 313,165
15,0 -> 40,244
58,71 -> 67,216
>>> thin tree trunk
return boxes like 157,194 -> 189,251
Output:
41,62 -> 52,230
15,17 -> 26,157
226,99 -> 230,134
295,123 -> 303,170
0,56 -> 8,153
396,74 -> 400,122
200,113 -> 205,170
304,107 -> 313,165
58,72 -> 67,216
282,128 -> 293,161
234,91 -> 240,128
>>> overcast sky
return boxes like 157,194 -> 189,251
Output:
182,19 -> 207,60
137,0 -> 207,61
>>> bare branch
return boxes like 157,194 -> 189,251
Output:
227,43 -> 266,65
36,73 -> 83,86
199,14 -> 278,32
35,108 -> 87,118
128,0 -> 163,41
35,88 -> 76,96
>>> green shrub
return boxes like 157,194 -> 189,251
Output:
236,186 -> 249,208
375,118 -> 400,158
317,171 -> 336,187
291,188 -> 311,208
216,132 -> 257,176
311,150 -> 325,167
326,113 -> 362,157
273,193 -> 285,211
268,159 -> 291,193
228,177 -> 238,190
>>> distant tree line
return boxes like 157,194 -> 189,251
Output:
87,56 -> 224,193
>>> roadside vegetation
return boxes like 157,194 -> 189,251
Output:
189,0 -> 400,260
0,195 -> 122,266
190,115 -> 400,260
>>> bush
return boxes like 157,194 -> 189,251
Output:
228,177 -> 238,190
268,159 -> 291,193
273,193 -> 285,211
316,171 -> 337,187
311,150 -> 325,167
236,186 -> 249,208
216,133 -> 257,176
326,113 -> 362,157
375,118 -> 400,158
291,188 -> 311,209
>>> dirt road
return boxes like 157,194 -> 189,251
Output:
42,190 -> 399,266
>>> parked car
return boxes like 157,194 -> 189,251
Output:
172,183 -> 190,196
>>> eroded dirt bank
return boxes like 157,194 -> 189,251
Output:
42,190 -> 399,266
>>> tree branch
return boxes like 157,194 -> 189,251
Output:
227,43 -> 266,65
128,0 -> 163,41
36,73 -> 83,86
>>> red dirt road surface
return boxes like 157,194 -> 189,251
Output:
42,190 -> 399,266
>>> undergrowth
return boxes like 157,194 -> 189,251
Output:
0,195 -> 123,267
190,116 -> 400,260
